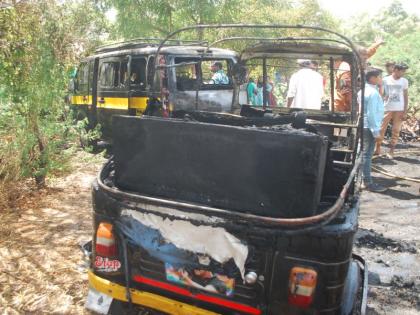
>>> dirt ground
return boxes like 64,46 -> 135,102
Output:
0,151 -> 105,314
0,146 -> 418,314
354,143 -> 420,315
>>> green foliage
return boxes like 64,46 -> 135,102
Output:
74,118 -> 103,152
104,0 -> 242,39
344,0 -> 419,45
103,0 -> 338,41
0,0 -> 108,189
370,30 -> 420,115
344,0 -> 420,115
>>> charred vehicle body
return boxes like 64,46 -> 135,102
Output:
70,39 -> 236,139
85,25 -> 368,315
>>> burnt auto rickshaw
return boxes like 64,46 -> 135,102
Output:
84,24 -> 368,315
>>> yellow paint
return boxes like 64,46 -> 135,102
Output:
97,97 -> 128,109
88,270 -> 219,315
71,95 -> 148,113
71,95 -> 92,106
130,97 -> 148,111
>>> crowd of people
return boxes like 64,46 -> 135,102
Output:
243,40 -> 410,194
283,54 -> 409,193
246,76 -> 277,107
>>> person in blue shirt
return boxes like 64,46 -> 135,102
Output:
210,62 -> 229,85
358,68 -> 387,192
246,78 -> 258,105
255,76 -> 273,107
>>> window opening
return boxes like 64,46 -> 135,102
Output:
174,58 -> 232,91
130,58 -> 147,90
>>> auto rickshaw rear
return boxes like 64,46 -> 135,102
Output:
84,24 -> 368,315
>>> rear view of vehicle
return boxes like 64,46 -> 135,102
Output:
85,25 -> 368,315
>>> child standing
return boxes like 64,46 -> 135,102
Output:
359,68 -> 387,192
375,63 -> 409,158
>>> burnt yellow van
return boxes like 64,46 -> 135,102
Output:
70,39 -> 238,139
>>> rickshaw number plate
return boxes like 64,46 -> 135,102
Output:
85,287 -> 113,314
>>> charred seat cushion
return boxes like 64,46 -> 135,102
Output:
112,116 -> 328,218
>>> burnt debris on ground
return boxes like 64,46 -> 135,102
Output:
357,146 -> 420,315
355,228 -> 417,254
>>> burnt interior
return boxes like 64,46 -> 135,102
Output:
171,107 -> 354,200
111,106 -> 353,218
106,42 -> 360,218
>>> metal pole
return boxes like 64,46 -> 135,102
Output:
329,57 -> 335,112
263,58 -> 267,109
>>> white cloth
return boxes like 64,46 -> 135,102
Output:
121,210 -> 249,279
383,75 -> 408,112
287,68 -> 324,110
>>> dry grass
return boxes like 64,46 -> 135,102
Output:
0,150 -> 105,314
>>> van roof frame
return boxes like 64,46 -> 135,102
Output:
95,38 -> 208,54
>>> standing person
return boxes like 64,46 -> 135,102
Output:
334,38 -> 385,112
359,68 -> 387,192
375,63 -> 409,158
246,78 -> 258,105
287,59 -> 324,110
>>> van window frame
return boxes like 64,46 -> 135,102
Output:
75,62 -> 89,94
129,56 -> 147,91
174,57 -> 233,92
98,57 -> 130,91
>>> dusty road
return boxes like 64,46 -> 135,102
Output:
355,146 -> 420,315
0,148 -> 418,314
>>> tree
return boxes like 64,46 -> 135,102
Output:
0,0 -> 109,192
103,0 -> 339,41
344,1 -> 420,116
344,0 -> 419,45
103,0 -> 242,39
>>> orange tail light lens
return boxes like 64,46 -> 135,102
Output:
95,222 -> 117,257
288,267 -> 317,309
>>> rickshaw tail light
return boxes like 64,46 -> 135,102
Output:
288,267 -> 317,309
95,222 -> 117,257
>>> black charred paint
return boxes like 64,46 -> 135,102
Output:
112,115 -> 328,218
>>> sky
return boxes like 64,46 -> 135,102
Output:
318,0 -> 420,19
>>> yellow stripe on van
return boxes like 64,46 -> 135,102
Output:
130,97 -> 148,111
97,97 -> 128,109
72,96 -> 148,112
98,96 -> 148,112
71,95 -> 92,106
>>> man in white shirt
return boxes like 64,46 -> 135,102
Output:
375,63 -> 409,158
287,59 -> 324,110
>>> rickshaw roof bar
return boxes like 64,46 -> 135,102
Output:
135,24 -> 367,228
151,24 -> 366,131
